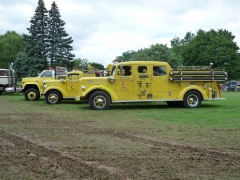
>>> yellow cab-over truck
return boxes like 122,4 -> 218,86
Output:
43,61 -> 227,110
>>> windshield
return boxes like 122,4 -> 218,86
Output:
39,70 -> 53,77
38,71 -> 45,77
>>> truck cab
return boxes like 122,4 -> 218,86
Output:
0,63 -> 22,94
227,80 -> 238,92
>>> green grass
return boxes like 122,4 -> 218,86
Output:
2,91 -> 240,143
1,91 -> 240,179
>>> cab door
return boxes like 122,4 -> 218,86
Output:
114,65 -> 134,100
66,74 -> 80,96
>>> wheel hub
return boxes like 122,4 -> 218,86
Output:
94,96 -> 106,107
49,94 -> 57,102
28,92 -> 36,99
96,99 -> 103,105
189,97 -> 194,104
188,95 -> 197,106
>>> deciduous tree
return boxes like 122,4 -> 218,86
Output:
181,29 -> 239,79
0,31 -> 26,68
116,43 -> 180,68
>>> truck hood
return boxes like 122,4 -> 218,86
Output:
22,77 -> 55,82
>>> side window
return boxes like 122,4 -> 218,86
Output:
45,71 -> 53,77
0,70 -> 8,76
117,66 -> 132,76
138,66 -> 147,73
153,66 -> 166,76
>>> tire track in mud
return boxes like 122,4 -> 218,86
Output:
83,127 -> 240,167
0,129 -> 130,180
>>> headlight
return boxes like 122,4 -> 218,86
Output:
81,85 -> 86,91
43,81 -> 47,89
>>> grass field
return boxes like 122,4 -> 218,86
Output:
0,91 -> 240,179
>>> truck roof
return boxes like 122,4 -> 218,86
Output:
67,71 -> 84,75
116,61 -> 171,66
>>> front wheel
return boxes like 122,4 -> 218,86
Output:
89,91 -> 111,110
25,88 -> 40,101
183,90 -> 202,108
45,91 -> 62,104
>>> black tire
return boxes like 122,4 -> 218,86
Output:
166,101 -> 183,107
45,90 -> 62,104
24,88 -> 40,101
89,91 -> 111,110
183,90 -> 202,108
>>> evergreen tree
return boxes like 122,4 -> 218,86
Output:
23,0 -> 49,72
48,1 -> 75,67
14,52 -> 29,80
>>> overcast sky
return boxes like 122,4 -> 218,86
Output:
1,0 -> 240,67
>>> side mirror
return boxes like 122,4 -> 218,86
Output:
108,77 -> 115,83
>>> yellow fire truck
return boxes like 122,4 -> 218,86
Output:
43,61 -> 227,110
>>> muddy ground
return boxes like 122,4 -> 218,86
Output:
0,96 -> 240,179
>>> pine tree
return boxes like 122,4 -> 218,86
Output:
23,0 -> 49,73
48,1 -> 75,67
14,52 -> 29,80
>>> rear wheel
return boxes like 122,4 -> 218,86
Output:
45,91 -> 62,104
25,88 -> 40,101
183,90 -> 202,108
89,91 -> 110,110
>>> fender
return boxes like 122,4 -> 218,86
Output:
43,86 -> 69,97
22,82 -> 42,94
82,85 -> 119,101
177,85 -> 208,100
23,82 -> 40,89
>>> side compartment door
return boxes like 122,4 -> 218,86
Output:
134,65 -> 152,100
151,65 -> 169,99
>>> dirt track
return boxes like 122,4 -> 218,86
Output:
0,96 -> 240,179
1,127 -> 240,179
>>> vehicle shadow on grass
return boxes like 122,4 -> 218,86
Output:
22,97 -> 88,105
79,102 -> 223,110
26,96 -> 222,109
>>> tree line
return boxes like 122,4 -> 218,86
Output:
116,29 -> 240,80
0,0 -> 239,80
